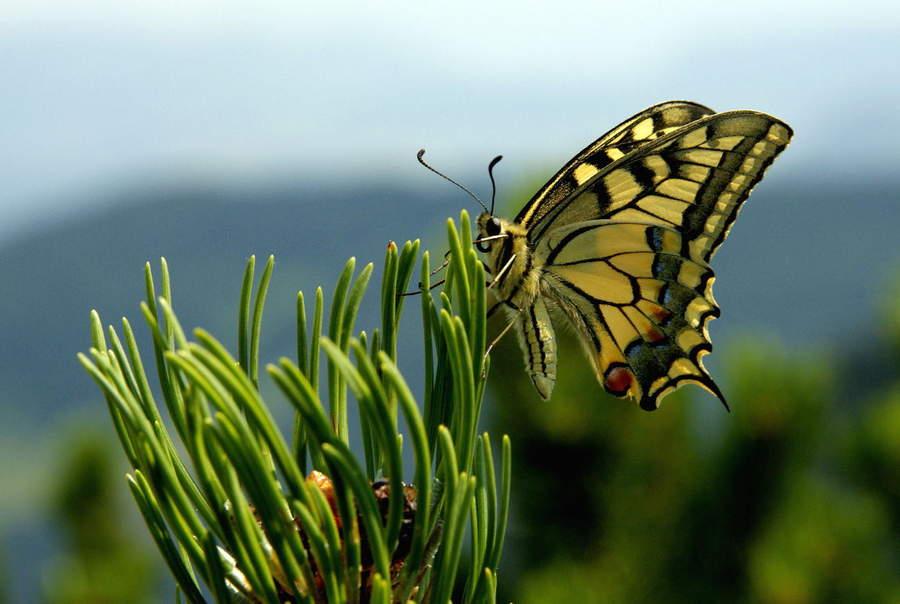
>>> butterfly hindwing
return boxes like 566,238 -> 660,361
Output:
515,101 -> 715,230
526,111 -> 793,264
538,220 -> 724,409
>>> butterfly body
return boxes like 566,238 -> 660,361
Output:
476,101 -> 793,410
478,213 -> 559,398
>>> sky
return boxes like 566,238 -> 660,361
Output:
0,0 -> 898,238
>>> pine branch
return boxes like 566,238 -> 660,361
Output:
79,211 -> 511,603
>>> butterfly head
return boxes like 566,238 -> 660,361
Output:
475,214 -> 503,252
475,212 -> 529,274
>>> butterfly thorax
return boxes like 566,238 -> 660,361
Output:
476,213 -> 541,309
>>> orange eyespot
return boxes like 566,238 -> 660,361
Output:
604,365 -> 634,397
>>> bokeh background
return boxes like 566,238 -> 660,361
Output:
2,1 -> 898,602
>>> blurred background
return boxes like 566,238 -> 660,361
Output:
1,1 -> 898,602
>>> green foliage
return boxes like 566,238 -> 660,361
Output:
747,475 -> 896,603
79,212 -> 512,603
490,319 -> 900,603
880,271 -> 900,356
849,386 -> 900,519
42,432 -> 156,603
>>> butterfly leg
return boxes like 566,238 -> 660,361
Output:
485,315 -> 518,356
482,311 -> 520,380
399,279 -> 446,297
487,298 -> 519,319
486,253 -> 517,290
399,251 -> 453,296
430,252 -> 451,276
434,244 -> 494,274
474,233 -> 507,247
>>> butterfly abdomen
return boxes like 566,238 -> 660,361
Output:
515,298 -> 557,400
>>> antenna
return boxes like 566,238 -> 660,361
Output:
417,149 -> 490,214
487,154 -> 502,215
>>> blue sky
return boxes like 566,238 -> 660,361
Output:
1,0 -> 897,237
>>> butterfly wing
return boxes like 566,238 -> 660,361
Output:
515,101 -> 715,230
525,111 -> 793,265
538,221 -> 723,410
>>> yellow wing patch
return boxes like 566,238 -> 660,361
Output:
573,163 -> 600,185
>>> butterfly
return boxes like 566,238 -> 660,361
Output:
475,101 -> 793,410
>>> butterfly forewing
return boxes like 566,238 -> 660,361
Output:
527,111 -> 793,263
515,101 -> 715,230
